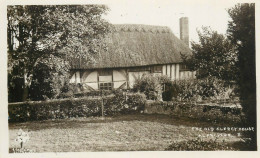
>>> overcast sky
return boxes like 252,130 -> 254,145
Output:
103,0 -> 240,44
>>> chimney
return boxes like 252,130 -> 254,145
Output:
179,17 -> 189,47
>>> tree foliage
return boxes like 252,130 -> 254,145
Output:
227,3 -> 255,101
227,3 -> 256,150
183,27 -> 237,81
227,3 -> 256,139
7,5 -> 112,101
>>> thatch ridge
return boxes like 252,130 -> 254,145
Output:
71,24 -> 191,69
114,24 -> 170,34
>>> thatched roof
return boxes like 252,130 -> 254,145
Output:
71,24 -> 191,69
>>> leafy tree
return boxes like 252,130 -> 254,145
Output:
7,5 -> 112,101
29,57 -> 70,100
182,27 -> 237,81
227,3 -> 256,149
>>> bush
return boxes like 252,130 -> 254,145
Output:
132,74 -> 176,101
165,138 -> 236,151
58,83 -> 85,99
8,92 -> 146,122
162,82 -> 181,101
175,77 -> 238,102
132,74 -> 162,100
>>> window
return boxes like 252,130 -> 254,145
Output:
98,69 -> 113,90
99,69 -> 112,76
99,82 -> 113,90
129,67 -> 151,72
180,64 -> 189,71
153,65 -> 162,73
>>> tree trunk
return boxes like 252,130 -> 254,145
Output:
22,70 -> 30,101
22,86 -> 29,101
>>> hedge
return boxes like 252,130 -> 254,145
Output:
8,93 -> 146,122
145,101 -> 244,123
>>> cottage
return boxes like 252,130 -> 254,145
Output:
69,18 -> 195,91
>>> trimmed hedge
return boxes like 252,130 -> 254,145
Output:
8,93 -> 146,122
145,101 -> 243,123
59,87 -> 130,99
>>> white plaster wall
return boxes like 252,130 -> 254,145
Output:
84,71 -> 98,83
113,70 -> 127,89
162,65 -> 167,75
76,71 -> 80,83
193,71 -> 196,78
84,71 -> 98,89
69,73 -> 76,83
189,71 -> 193,79
85,83 -> 98,90
180,71 -> 184,79
176,64 -> 180,80
114,81 -> 126,89
166,65 -> 171,78
113,70 -> 127,81
171,64 -> 176,80
99,76 -> 112,82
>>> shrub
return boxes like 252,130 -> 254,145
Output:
132,74 -> 162,100
58,83 -> 85,99
175,77 -> 238,102
162,82 -> 181,101
132,74 -> 176,101
165,138 -> 236,151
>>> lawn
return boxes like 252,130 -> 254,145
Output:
9,114 -> 243,152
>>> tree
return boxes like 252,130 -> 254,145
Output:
7,5 -> 112,101
227,3 -> 256,149
182,27 -> 237,81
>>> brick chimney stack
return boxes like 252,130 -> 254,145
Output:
179,17 -> 189,47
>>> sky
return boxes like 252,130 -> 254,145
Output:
103,0 -> 239,44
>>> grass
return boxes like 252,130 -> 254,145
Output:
9,114 -> 244,152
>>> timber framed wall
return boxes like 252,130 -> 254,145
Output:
69,63 -> 196,91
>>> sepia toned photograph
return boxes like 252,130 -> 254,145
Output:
5,0 -> 257,154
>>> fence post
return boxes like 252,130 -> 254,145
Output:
101,90 -> 104,119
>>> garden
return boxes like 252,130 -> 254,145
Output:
8,75 -> 255,152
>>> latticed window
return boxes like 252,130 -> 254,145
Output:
99,82 -> 113,90
98,69 -> 113,90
